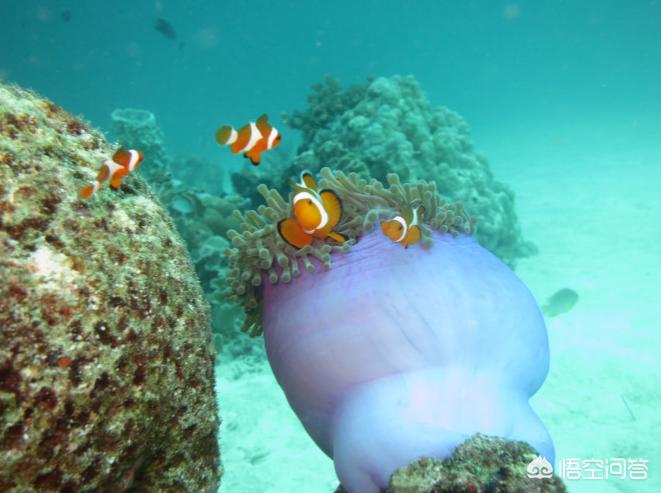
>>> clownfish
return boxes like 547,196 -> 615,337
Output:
277,171 -> 347,249
215,114 -> 281,165
80,149 -> 143,199
381,205 -> 425,248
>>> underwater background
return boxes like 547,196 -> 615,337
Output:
1,1 -> 659,492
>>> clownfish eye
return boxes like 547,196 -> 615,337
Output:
307,199 -> 312,205
398,224 -> 403,230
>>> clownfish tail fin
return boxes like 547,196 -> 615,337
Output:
215,125 -> 237,145
278,218 -> 313,249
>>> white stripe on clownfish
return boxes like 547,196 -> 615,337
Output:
127,149 -> 141,172
104,157 -> 124,178
227,128 -> 238,145
88,181 -> 101,195
267,128 -> 279,149
293,190 -> 328,233
236,122 -> 262,153
392,216 -> 408,242
410,206 -> 420,227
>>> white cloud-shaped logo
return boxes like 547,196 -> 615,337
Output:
527,455 -> 554,479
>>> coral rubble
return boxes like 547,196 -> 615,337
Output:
334,434 -> 566,493
0,83 -> 220,492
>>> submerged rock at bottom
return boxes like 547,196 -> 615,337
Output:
0,82 -> 220,492
335,434 -> 567,493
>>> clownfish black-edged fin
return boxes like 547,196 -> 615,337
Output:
416,205 -> 426,222
301,171 -> 317,190
277,218 -> 313,249
319,189 -> 343,230
404,225 -> 421,246
244,150 -> 261,165
327,231 -> 348,243
255,114 -> 270,135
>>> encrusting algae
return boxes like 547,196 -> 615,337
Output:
0,82 -> 220,492
225,166 -> 474,336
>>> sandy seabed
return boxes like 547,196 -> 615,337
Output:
216,117 -> 661,493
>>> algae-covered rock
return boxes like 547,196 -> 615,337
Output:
108,104 -> 262,363
334,434 -> 566,493
0,83 -> 221,492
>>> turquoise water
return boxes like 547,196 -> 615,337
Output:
2,1 -> 660,492
3,1 -> 659,162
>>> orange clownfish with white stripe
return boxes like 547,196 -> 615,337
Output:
80,149 -> 144,199
381,205 -> 425,248
215,114 -> 281,165
277,172 -> 348,249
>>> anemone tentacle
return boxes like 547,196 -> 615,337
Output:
225,167 -> 473,336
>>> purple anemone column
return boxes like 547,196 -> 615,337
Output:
263,229 -> 554,493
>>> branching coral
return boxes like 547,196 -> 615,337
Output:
225,167 -> 473,336
284,75 -> 370,145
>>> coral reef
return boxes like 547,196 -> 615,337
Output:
167,190 -> 266,361
285,75 -> 370,146
335,434 -> 566,493
173,154 -> 225,196
234,75 -> 535,267
111,108 -> 225,196
0,83 -> 220,492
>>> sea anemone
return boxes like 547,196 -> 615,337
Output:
225,168 -> 553,493
226,167 -> 473,336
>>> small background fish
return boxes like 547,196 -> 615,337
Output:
154,17 -> 177,40
541,288 -> 579,317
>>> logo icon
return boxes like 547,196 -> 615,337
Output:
527,456 -> 554,479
